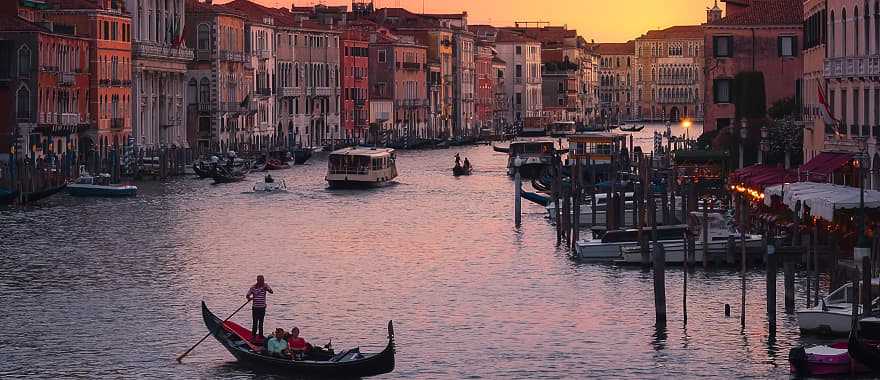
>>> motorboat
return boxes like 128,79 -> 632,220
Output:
507,139 -> 557,179
789,342 -> 868,377
573,225 -> 688,260
797,282 -> 871,335
253,178 -> 287,192
67,169 -> 137,197
546,193 -> 682,227
616,212 -> 763,264
326,147 -> 397,189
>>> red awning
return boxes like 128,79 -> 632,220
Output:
729,164 -> 796,189
799,152 -> 854,176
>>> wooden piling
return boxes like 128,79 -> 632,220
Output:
514,165 -> 522,228
571,159 -> 581,251
702,199 -> 710,270
784,260 -> 795,313
766,240 -> 777,334
813,227 -> 819,307
863,256 -> 872,317
653,242 -> 667,326
739,195 -> 747,329
806,233 -> 812,308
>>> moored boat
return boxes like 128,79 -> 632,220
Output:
789,342 -> 868,377
0,188 -> 18,204
265,159 -> 290,171
326,147 -> 397,189
292,147 -> 313,165
492,144 -> 509,153
68,172 -> 138,197
797,282 -> 866,335
507,139 -> 556,179
849,316 -> 880,372
619,124 -> 645,132
452,165 -> 473,176
212,166 -> 248,184
201,302 -> 395,377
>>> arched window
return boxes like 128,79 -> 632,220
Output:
187,78 -> 197,105
197,23 -> 210,51
16,85 -> 30,119
866,1 -> 871,54
199,78 -> 210,105
830,11 -> 836,57
875,2 -> 880,54
17,45 -> 31,77
855,7 -> 860,55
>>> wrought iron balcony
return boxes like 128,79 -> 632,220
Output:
824,56 -> 880,79
400,62 -> 421,71
218,50 -> 246,62
59,72 -> 75,86
133,42 -> 194,60
110,117 -> 124,130
253,50 -> 272,59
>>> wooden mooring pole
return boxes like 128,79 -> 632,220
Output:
784,260 -> 796,314
766,239 -> 777,335
653,242 -> 667,326
514,164 -> 522,228
740,194 -> 747,329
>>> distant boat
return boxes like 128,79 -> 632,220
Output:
292,147 -> 313,165
264,159 -> 290,171
619,124 -> 645,132
212,166 -> 248,184
453,164 -> 473,176
492,144 -> 509,153
68,171 -> 137,197
789,342 -> 868,377
252,178 -> 287,193
520,189 -> 550,206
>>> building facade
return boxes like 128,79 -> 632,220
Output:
634,25 -> 704,123
340,29 -> 370,142
44,0 -> 134,150
476,26 -> 542,126
0,3 -> 91,159
474,43 -> 494,134
596,41 -> 635,123
368,34 -> 428,142
703,0 -> 803,132
127,0 -> 192,149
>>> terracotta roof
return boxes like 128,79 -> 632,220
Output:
595,41 -> 635,56
223,0 -> 292,25
710,0 -> 802,26
639,25 -> 703,40
495,29 -> 537,44
185,0 -> 247,18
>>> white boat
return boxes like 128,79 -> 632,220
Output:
547,193 -> 682,227
326,147 -> 397,189
574,225 -> 688,260
616,212 -> 763,264
252,178 -> 287,192
67,168 -> 137,197
797,281 -> 880,335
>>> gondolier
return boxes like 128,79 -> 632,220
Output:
246,275 -> 273,341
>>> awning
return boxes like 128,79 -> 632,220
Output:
798,152 -> 854,178
763,182 -> 880,220
729,164 -> 796,189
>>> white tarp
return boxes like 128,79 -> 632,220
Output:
763,182 -> 880,221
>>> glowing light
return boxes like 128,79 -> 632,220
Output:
682,119 -> 693,129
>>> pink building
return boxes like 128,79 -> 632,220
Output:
703,0 -> 803,132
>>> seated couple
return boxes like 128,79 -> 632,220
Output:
266,327 -> 311,359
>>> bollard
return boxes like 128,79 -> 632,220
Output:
653,242 -> 667,326
766,241 -> 777,335
784,261 -> 796,314
725,303 -> 731,317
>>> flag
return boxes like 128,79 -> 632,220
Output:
172,19 -> 186,49
240,94 -> 250,108
816,78 -> 839,134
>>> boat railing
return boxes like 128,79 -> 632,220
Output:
329,168 -> 369,175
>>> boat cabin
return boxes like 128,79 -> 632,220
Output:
600,225 -> 688,243
326,147 -> 398,188
548,121 -> 576,137
509,140 -> 556,157
568,132 -> 626,162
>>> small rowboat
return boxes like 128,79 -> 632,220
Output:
202,302 -> 395,377
789,342 -> 868,376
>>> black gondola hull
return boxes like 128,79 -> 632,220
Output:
201,302 -> 395,377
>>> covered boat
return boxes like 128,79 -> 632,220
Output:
68,172 -> 137,197
326,147 -> 397,189
619,124 -> 645,132
201,302 -> 394,377
789,342 -> 867,376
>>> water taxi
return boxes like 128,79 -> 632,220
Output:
326,147 -> 398,189
507,139 -> 557,179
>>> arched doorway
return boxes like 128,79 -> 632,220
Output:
669,107 -> 681,123
873,153 -> 880,190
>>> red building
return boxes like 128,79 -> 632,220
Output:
0,1 -> 91,159
43,0 -> 133,150
341,29 -> 370,142
703,0 -> 803,132
474,43 -> 494,133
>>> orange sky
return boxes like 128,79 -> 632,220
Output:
224,0 -> 716,42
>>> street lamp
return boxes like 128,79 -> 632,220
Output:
682,118 -> 692,140
855,138 -> 872,269
759,125 -> 768,165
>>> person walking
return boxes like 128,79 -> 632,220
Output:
246,275 -> 273,341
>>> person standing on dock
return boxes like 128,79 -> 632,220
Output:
246,275 -> 273,341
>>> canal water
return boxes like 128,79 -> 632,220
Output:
0,125 -> 829,379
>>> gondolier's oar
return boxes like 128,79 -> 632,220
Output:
177,299 -> 251,363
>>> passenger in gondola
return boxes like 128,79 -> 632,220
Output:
287,327 -> 311,360
266,328 -> 290,358
265,174 -> 274,183
454,153 -> 461,166
463,158 -> 471,170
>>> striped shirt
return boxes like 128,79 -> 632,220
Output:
247,285 -> 272,308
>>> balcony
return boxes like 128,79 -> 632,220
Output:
396,99 -> 428,108
221,102 -> 258,114
110,118 -> 124,130
133,42 -> 194,61
256,87 -> 272,96
99,79 -> 110,86
59,72 -> 75,86
400,62 -> 421,71
279,87 -> 301,97
111,79 -> 122,86
196,50 -> 213,61
253,50 -> 272,59
824,56 -> 880,79
193,102 -> 215,113
219,50 -> 246,62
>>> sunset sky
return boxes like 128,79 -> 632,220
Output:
224,0 -> 716,42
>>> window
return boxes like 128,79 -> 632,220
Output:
515,46 -> 522,55
779,36 -> 797,57
378,49 -> 386,63
713,79 -> 732,103
515,92 -> 522,105
713,36 -> 733,57
16,85 -> 30,119
197,24 -> 210,51
515,64 -> 522,78
103,21 -> 109,40
111,22 -> 117,40
199,77 -> 210,104
17,45 -> 30,77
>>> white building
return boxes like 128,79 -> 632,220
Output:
127,0 -> 193,148
493,29 -> 542,124
244,16 -> 276,150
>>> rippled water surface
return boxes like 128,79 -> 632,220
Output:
0,125 -> 830,379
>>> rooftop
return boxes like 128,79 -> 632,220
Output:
638,25 -> 703,40
595,41 -> 635,56
709,0 -> 803,26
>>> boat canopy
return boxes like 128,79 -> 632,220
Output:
763,182 -> 880,221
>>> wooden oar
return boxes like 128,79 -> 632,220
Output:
177,299 -> 251,363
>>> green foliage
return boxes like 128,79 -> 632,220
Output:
733,72 -> 767,120
768,97 -> 800,119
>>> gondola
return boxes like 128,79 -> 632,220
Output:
619,124 -> 645,132
520,189 -> 550,206
492,144 -> 509,153
453,165 -> 473,176
193,161 -> 216,178
265,159 -> 290,171
201,302 -> 395,377
212,166 -> 247,184
848,317 -> 880,372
